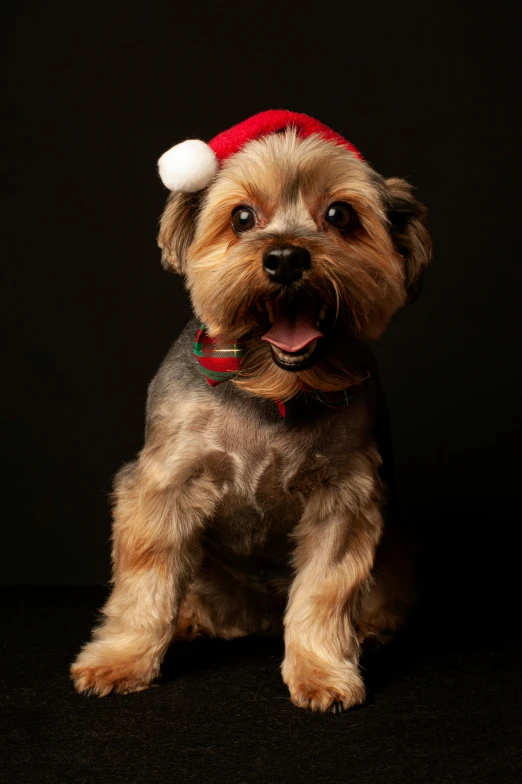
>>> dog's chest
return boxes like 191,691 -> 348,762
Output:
207,421 -> 336,558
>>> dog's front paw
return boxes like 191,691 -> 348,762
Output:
71,640 -> 160,697
282,650 -> 365,712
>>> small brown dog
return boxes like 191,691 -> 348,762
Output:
71,110 -> 432,711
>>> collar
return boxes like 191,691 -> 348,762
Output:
193,325 -> 368,417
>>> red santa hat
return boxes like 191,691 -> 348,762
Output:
157,109 -> 363,192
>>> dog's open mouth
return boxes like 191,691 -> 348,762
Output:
260,293 -> 325,371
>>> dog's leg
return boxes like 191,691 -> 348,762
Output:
71,455 -> 223,696
356,520 -> 418,648
174,589 -> 251,642
282,465 -> 383,712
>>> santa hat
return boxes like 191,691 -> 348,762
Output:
157,109 -> 363,192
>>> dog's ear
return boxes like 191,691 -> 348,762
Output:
157,191 -> 203,274
384,178 -> 433,303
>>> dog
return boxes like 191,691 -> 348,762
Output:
71,110 -> 432,711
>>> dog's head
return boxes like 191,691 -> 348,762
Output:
158,128 -> 432,402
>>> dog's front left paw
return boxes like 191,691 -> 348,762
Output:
71,640 -> 160,697
282,650 -> 365,712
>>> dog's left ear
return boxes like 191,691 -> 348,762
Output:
384,178 -> 433,302
157,191 -> 203,274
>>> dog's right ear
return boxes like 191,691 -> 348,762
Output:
157,191 -> 203,274
384,178 -> 433,303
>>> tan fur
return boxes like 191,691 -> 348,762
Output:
71,130 -> 431,710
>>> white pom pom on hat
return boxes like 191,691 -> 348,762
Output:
157,139 -> 218,193
157,110 -> 363,193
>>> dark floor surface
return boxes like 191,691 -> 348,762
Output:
2,586 -> 521,784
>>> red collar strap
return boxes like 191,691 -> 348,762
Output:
193,325 -> 369,417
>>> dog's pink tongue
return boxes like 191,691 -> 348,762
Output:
261,299 -> 324,352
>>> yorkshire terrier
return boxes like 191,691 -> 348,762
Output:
71,110 -> 432,711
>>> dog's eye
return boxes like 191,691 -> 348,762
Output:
325,202 -> 356,230
232,206 -> 256,232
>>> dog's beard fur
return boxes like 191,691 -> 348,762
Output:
159,130 -> 431,402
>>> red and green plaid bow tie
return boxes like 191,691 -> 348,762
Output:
193,325 -> 246,386
193,325 -> 368,416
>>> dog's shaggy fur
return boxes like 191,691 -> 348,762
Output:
71,130 -> 432,711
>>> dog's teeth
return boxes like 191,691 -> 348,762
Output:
317,304 -> 326,322
271,339 -> 317,364
265,301 -> 274,324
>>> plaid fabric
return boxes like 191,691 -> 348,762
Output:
193,325 -> 369,413
193,325 -> 246,386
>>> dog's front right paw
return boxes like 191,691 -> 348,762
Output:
282,650 -> 366,712
71,640 -> 160,697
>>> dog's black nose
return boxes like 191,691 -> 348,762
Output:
263,245 -> 311,285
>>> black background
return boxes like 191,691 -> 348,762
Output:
3,0 -> 521,629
